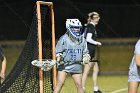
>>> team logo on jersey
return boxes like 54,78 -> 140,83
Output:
66,49 -> 82,54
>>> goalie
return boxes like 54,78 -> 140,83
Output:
53,19 -> 90,93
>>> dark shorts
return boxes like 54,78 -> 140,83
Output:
87,44 -> 97,62
89,49 -> 95,59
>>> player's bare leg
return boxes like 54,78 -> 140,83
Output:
93,62 -> 99,90
72,73 -> 84,93
128,81 -> 139,93
53,71 -> 67,93
82,62 -> 93,90
93,62 -> 102,93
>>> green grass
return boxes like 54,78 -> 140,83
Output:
0,40 -> 25,45
61,75 -> 140,93
100,45 -> 134,73
61,75 -> 127,93
4,48 -> 22,74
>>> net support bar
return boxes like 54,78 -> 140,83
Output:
36,1 -> 56,92
36,1 -> 43,93
50,4 -> 57,89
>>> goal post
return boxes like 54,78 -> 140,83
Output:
0,1 -> 56,93
36,1 -> 56,93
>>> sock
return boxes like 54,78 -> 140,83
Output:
94,86 -> 99,91
83,87 -> 85,91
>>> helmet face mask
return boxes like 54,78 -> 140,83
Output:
66,19 -> 83,38
70,26 -> 82,36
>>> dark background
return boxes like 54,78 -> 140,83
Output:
0,0 -> 140,40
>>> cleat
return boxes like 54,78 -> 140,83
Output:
94,90 -> 102,93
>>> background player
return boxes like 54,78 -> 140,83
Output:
82,11 -> 102,93
128,39 -> 140,93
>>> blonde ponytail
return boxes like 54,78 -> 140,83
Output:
85,11 -> 99,26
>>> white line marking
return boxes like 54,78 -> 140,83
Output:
110,88 -> 128,93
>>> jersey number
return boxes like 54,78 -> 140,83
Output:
71,55 -> 76,61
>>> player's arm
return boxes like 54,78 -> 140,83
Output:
55,36 -> 65,64
86,33 -> 101,46
0,56 -> 7,78
0,46 -> 7,78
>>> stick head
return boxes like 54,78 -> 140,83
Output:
31,59 -> 56,71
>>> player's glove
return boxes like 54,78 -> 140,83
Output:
82,53 -> 91,64
56,53 -> 64,65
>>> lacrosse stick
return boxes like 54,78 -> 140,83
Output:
31,59 -> 57,71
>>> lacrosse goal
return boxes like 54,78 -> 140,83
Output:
0,1 -> 56,93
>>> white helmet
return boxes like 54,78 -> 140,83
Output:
66,19 -> 83,38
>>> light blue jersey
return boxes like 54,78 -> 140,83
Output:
128,39 -> 140,82
56,33 -> 88,62
56,33 -> 89,73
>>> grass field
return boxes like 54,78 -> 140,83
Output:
61,75 -> 140,93
61,75 -> 129,93
99,45 -> 133,74
0,38 -> 139,93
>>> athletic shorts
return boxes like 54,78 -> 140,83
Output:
57,62 -> 82,74
128,68 -> 140,82
88,49 -> 95,59
87,44 -> 96,60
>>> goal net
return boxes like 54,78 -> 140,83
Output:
0,1 -> 56,93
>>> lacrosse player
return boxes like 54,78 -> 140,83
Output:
53,19 -> 90,93
128,39 -> 140,93
0,46 -> 7,79
82,12 -> 102,93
